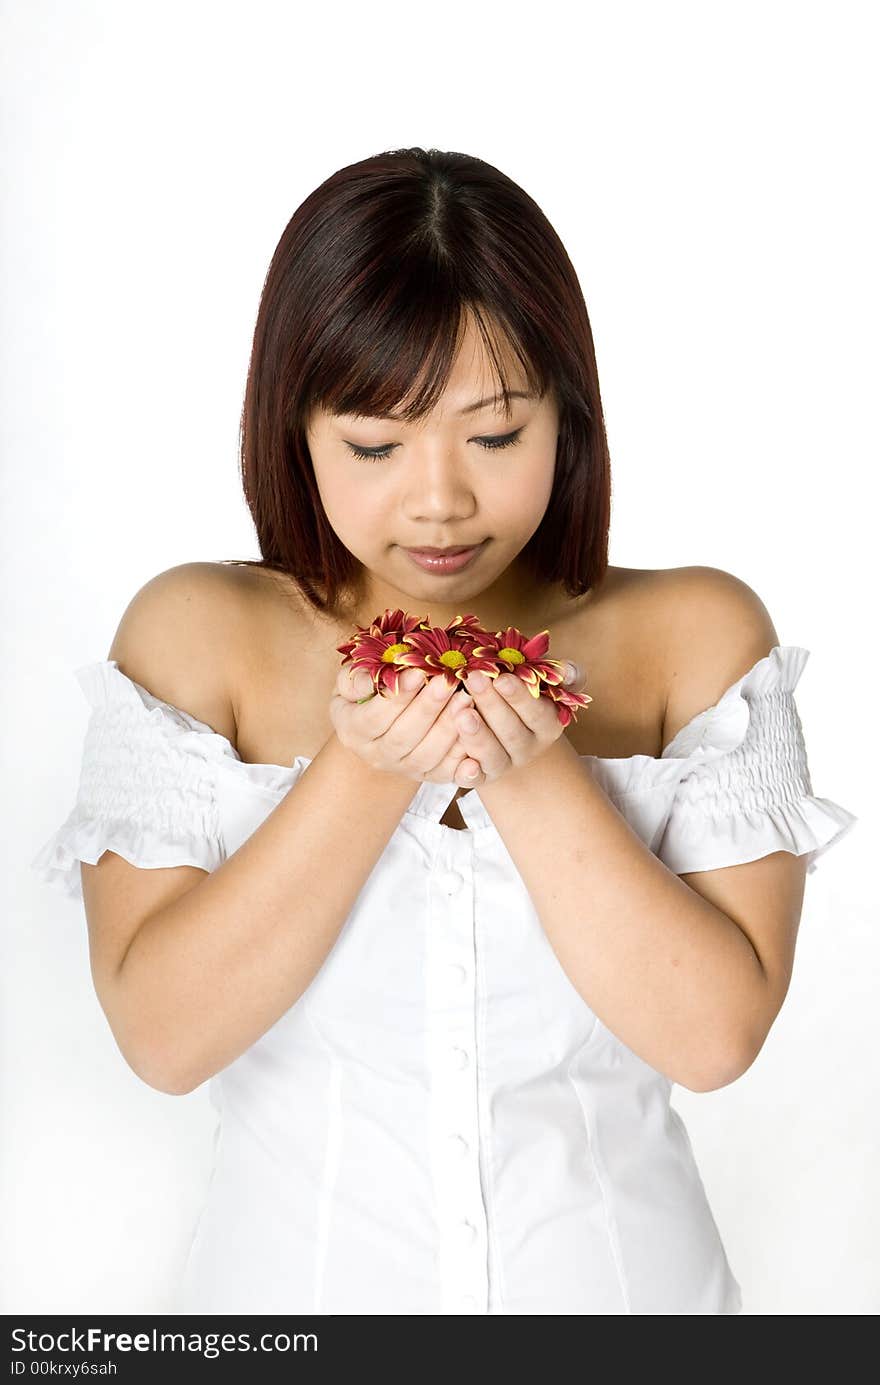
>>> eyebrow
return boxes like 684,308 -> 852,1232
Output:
347,390 -> 536,422
455,390 -> 536,416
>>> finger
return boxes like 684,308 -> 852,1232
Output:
401,688 -> 474,778
427,721 -> 485,787
454,750 -> 484,785
561,660 -> 588,693
336,663 -> 422,701
461,671 -> 541,763
337,665 -> 376,702
383,671 -> 464,760
450,692 -> 512,777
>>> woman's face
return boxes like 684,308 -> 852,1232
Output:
305,316 -> 561,631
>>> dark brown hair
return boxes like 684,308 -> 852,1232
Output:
223,146 -> 611,619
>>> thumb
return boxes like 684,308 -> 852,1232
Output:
352,670 -> 375,698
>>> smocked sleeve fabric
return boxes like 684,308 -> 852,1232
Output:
30,660 -> 236,902
655,645 -> 858,876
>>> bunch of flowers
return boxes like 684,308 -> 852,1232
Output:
336,608 -> 593,727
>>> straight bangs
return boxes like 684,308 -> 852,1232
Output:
305,294 -> 550,429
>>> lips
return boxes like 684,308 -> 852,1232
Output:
402,542 -> 486,575
404,545 -> 480,556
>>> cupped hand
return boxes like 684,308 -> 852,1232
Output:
445,661 -> 588,788
329,664 -> 483,785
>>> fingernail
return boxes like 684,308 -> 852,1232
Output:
400,668 -> 424,691
433,675 -> 453,697
463,765 -> 480,780
353,672 -> 373,697
465,671 -> 488,693
564,662 -> 579,683
459,710 -> 480,733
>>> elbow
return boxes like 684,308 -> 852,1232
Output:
679,1032 -> 763,1094
98,976 -> 198,1096
127,1050 -> 196,1097
102,997 -> 203,1096
118,1034 -> 202,1097
142,1068 -> 199,1097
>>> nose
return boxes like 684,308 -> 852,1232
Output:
402,449 -> 478,523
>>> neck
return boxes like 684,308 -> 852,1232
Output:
341,559 -> 571,637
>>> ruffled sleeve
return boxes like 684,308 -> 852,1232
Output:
30,660 -> 239,902
655,646 -> 858,876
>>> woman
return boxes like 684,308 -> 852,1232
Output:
32,147 -> 857,1314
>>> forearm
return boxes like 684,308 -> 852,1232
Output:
477,736 -> 767,1091
113,733 -> 416,1094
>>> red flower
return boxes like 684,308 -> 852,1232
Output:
336,607 -> 432,695
336,608 -> 593,726
467,625 -> 593,725
542,681 -> 594,728
468,626 -> 564,695
438,612 -> 488,645
395,623 -> 500,690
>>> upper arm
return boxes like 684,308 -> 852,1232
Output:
660,565 -> 782,747
82,562 -> 243,1021
657,566 -> 808,1064
106,561 -> 242,741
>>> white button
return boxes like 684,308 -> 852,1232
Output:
456,1220 -> 477,1247
446,964 -> 467,986
460,1292 -> 479,1311
437,868 -> 463,895
449,1046 -> 469,1070
448,1134 -> 469,1159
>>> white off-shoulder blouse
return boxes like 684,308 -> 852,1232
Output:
31,645 -> 857,1315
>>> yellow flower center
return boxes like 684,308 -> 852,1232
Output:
382,643 -> 411,663
497,647 -> 525,664
439,649 -> 467,670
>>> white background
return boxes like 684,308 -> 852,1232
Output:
3,0 -> 875,1315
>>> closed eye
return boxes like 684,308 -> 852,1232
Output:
345,428 -> 524,463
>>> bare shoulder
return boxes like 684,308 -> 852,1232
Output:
223,560 -> 340,654
647,565 -> 781,750
106,561 -> 250,745
216,559 -> 315,620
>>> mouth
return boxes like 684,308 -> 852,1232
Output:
404,545 -> 480,557
401,541 -> 487,574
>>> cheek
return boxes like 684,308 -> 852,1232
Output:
501,459 -> 555,529
315,467 -> 370,520
319,476 -> 389,550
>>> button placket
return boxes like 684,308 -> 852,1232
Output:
425,832 -> 489,1314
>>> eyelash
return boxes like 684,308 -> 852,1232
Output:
346,429 -> 524,463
